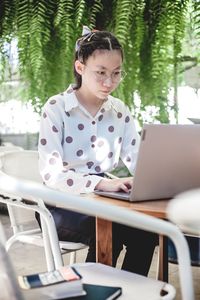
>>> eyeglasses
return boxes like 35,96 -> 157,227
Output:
84,65 -> 127,83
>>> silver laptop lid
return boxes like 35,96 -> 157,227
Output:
131,124 -> 200,201
188,117 -> 200,124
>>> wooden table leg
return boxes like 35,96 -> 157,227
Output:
96,217 -> 112,265
158,235 -> 168,282
95,218 -> 169,279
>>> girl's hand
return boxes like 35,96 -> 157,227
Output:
95,177 -> 133,193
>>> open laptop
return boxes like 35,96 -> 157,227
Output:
94,124 -> 200,202
188,117 -> 200,124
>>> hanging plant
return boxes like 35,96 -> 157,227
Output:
0,0 -> 199,122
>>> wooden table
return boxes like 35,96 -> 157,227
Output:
88,193 -> 169,281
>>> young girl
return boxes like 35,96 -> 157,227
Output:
38,27 -> 158,276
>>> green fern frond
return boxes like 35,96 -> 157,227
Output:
0,0 -> 16,85
33,0 -> 52,44
75,0 -> 86,28
54,0 -> 74,46
139,0 -> 188,109
114,1 -> 145,107
193,0 -> 200,45
29,0 -> 52,79
89,0 -> 103,29
126,1 -> 145,93
172,0 -> 188,57
0,1 -> 4,37
113,0 -> 133,46
16,0 -> 30,72
54,0 -> 74,27
1,0 -> 16,39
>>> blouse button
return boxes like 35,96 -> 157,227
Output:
92,121 -> 96,125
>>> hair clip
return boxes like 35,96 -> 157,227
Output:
75,26 -> 99,51
82,25 -> 91,36
75,26 -> 91,51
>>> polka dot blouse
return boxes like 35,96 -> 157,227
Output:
38,85 -> 140,194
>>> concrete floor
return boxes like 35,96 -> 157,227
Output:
1,212 -> 200,300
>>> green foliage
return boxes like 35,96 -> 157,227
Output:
0,0 -> 199,122
112,0 -> 145,108
0,0 -> 16,40
89,0 -> 103,28
75,0 -> 86,28
193,0 -> 200,47
136,1 -> 189,122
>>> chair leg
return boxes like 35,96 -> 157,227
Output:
156,246 -> 160,280
69,251 -> 76,265
156,236 -> 169,282
40,217 -> 55,271
35,205 -> 64,269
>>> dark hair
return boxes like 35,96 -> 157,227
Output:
73,31 -> 123,89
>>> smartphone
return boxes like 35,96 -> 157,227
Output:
18,266 -> 81,289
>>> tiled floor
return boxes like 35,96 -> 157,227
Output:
1,212 -> 200,299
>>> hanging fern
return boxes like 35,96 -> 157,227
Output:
136,0 -> 190,122
0,0 -> 199,122
113,0 -> 133,46
89,0 -> 103,29
0,1 -> 4,37
114,0 -> 145,108
54,0 -> 75,72
29,1 -> 50,78
16,0 -> 30,73
75,0 -> 86,28
193,0 -> 200,48
0,0 -> 17,85
0,0 -> 16,40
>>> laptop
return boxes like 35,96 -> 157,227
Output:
188,117 -> 200,124
94,124 -> 200,202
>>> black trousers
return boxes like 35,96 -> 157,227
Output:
36,207 -> 158,276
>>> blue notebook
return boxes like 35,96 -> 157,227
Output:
62,283 -> 122,300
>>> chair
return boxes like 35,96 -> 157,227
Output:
0,150 -> 87,272
168,234 -> 200,267
0,171 -> 195,299
0,146 -> 23,213
167,189 -> 200,265
0,145 -> 24,153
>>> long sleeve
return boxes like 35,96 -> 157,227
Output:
38,96 -> 102,194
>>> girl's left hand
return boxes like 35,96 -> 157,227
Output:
95,177 -> 133,193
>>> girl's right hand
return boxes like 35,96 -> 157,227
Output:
95,177 -> 133,193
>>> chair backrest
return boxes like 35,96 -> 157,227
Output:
0,145 -> 24,152
0,150 -> 42,229
168,188 -> 200,267
0,146 -> 23,169
167,189 -> 200,267
167,188 -> 200,236
1,150 -> 42,183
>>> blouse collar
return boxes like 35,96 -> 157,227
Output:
64,84 -> 114,113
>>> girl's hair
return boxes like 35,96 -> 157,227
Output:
73,31 -> 123,89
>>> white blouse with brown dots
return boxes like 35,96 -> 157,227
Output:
38,85 -> 140,194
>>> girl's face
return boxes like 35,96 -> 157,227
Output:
75,49 -> 123,100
